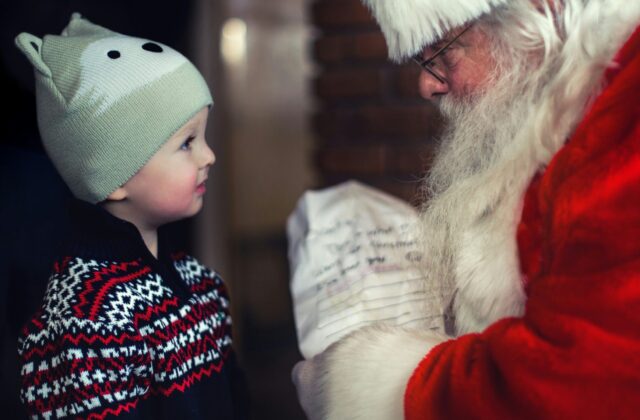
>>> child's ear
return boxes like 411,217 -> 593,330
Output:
14,33 -> 51,77
106,187 -> 128,201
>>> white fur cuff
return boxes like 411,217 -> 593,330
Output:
324,324 -> 448,419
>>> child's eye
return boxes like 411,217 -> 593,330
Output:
180,136 -> 195,151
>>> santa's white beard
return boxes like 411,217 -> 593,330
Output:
419,43 -> 542,334
416,0 -> 636,333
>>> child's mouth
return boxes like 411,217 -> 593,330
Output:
196,180 -> 207,194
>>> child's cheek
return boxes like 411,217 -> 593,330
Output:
163,172 -> 200,212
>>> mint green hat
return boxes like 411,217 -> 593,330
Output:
14,13 -> 213,203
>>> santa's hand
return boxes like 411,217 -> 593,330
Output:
292,353 -> 328,420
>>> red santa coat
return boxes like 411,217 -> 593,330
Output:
405,26 -> 640,419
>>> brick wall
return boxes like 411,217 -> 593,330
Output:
310,0 -> 443,204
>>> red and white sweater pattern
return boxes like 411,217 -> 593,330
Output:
18,252 -> 232,419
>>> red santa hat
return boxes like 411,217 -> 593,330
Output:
362,0 -> 510,61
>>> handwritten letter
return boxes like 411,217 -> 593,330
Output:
287,181 -> 447,359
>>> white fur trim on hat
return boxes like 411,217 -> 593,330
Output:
362,0 -> 510,61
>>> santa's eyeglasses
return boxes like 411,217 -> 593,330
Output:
412,25 -> 473,84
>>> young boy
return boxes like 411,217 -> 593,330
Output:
15,13 -> 247,419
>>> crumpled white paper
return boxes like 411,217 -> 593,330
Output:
287,181 -> 447,359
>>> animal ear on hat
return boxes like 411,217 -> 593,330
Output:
14,33 -> 51,77
61,12 -> 114,38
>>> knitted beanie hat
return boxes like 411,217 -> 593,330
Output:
14,12 -> 213,203
361,0 -> 510,61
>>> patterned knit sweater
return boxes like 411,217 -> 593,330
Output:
17,200 -> 247,419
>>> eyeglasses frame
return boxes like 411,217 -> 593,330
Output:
412,25 -> 473,84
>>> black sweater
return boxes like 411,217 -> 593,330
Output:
18,200 -> 248,419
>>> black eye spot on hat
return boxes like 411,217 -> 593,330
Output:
107,50 -> 121,59
30,42 -> 39,52
142,42 -> 163,53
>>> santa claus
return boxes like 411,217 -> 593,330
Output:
292,0 -> 640,418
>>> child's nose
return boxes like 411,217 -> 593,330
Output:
201,143 -> 216,168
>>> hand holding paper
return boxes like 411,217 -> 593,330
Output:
287,181 -> 450,359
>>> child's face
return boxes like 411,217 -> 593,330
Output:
116,107 -> 214,227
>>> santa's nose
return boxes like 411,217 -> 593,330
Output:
419,70 -> 449,101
